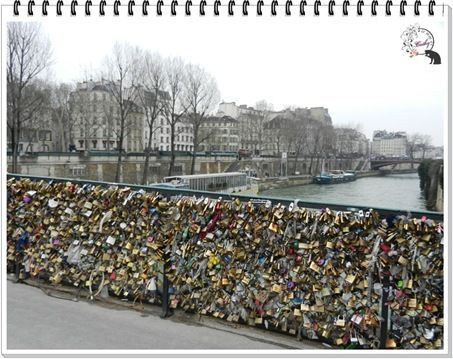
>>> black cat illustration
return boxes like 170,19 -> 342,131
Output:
424,50 -> 441,64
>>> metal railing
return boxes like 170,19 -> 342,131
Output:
6,173 -> 444,221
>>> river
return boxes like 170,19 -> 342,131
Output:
259,173 -> 431,212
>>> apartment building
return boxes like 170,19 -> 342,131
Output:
371,130 -> 408,157
145,116 -> 194,152
70,80 -> 144,152
199,115 -> 240,152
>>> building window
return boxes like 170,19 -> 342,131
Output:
166,145 -> 169,151
38,130 -> 52,141
79,140 -> 84,148
70,166 -> 86,177
92,140 -> 97,149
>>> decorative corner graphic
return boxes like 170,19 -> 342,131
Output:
401,24 -> 441,65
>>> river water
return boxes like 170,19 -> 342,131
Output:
260,173 -> 431,212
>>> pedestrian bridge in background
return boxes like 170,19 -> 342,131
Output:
370,159 -> 422,170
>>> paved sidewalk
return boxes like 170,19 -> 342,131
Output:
6,278 -> 325,350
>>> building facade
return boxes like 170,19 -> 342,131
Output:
371,130 -> 408,157
199,115 -> 240,152
7,105 -> 54,155
335,128 -> 369,157
8,127 -> 54,154
217,102 -> 334,156
70,81 -> 145,152
145,116 -> 194,152
218,102 -> 265,154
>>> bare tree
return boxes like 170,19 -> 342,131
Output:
7,22 -> 52,172
184,64 -> 220,175
13,81 -> 51,153
50,82 -> 75,151
163,57 -> 187,177
307,120 -> 331,175
253,100 -> 274,155
407,133 -> 421,161
408,133 -> 432,169
136,52 -> 167,183
102,42 -> 142,182
291,118 -> 310,174
419,135 -> 432,159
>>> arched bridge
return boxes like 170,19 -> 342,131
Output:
370,159 -> 421,170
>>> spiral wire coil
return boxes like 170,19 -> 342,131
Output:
14,0 -> 440,17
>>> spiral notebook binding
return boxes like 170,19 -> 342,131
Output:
85,0 -> 92,14
328,0 -> 335,15
71,0 -> 77,15
14,0 -> 439,17
27,0 -> 34,15
271,0 -> 277,15
357,0 -> 363,15
42,0 -> 49,14
343,0 -> 349,14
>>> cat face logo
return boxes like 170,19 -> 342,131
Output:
401,24 -> 441,64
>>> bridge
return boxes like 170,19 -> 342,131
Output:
6,174 -> 443,351
370,159 -> 421,170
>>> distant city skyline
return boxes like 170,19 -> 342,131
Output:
34,15 -> 447,146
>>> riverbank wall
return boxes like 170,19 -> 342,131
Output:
7,152 -> 236,184
256,170 -> 417,193
418,159 -> 443,212
257,175 -> 313,192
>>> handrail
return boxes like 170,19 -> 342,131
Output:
7,173 -> 443,221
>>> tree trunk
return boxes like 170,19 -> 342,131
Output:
10,126 -> 18,173
293,154 -> 299,175
308,155 -> 315,175
60,122 -> 66,152
141,134 -> 153,185
115,120 -> 125,182
190,151 -> 196,175
168,122 -> 176,176
190,129 -> 198,175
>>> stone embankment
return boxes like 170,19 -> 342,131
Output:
418,159 -> 443,212
255,169 -> 419,194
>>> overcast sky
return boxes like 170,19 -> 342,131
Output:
30,12 -> 448,145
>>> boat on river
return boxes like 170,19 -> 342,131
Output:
313,170 -> 356,184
